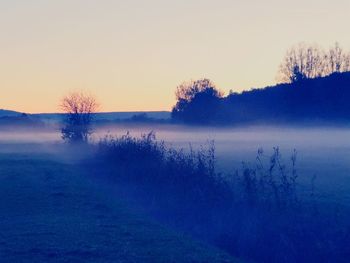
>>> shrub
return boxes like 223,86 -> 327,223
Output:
88,132 -> 350,263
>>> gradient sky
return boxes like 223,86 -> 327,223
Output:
1,0 -> 350,113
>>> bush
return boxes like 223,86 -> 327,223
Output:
88,132 -> 350,263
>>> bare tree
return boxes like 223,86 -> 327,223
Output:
278,42 -> 350,83
60,92 -> 99,143
278,43 -> 326,83
325,42 -> 350,74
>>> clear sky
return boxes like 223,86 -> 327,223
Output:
1,0 -> 350,113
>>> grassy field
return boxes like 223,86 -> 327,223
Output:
0,150 -> 238,263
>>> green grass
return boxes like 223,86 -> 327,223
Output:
0,152 -> 239,263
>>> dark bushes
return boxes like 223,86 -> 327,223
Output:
97,132 -> 229,215
90,132 -> 350,263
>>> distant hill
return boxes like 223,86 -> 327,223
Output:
224,72 -> 350,123
0,109 -> 22,117
33,111 -> 171,124
0,111 -> 45,128
172,72 -> 350,125
0,109 -> 171,125
95,111 -> 170,121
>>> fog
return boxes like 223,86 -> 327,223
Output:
2,124 -> 350,262
1,124 -> 350,201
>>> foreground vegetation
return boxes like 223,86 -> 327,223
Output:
89,133 -> 350,263
0,152 -> 235,262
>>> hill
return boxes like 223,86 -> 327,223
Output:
0,109 -> 22,117
0,112 -> 45,129
172,72 -> 350,124
0,111 -> 171,127
224,72 -> 350,123
33,111 -> 171,124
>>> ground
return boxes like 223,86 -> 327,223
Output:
0,151 -> 237,263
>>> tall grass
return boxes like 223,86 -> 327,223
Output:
88,132 -> 350,263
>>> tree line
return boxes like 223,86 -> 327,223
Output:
172,42 -> 350,124
171,72 -> 350,125
59,42 -> 350,140
278,42 -> 350,83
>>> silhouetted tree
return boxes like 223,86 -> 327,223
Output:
325,42 -> 350,74
171,72 -> 350,124
171,79 -> 223,124
278,42 -> 350,83
60,92 -> 99,143
291,65 -> 306,83
278,43 -> 326,83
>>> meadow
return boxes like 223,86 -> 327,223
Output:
0,143 -> 236,262
1,124 -> 350,262
3,124 -> 350,199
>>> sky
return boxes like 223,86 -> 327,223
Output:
1,0 -> 350,113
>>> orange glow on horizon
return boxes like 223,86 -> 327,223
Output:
1,1 -> 350,113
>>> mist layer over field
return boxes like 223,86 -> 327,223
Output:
1,124 -> 350,201
2,124 -> 350,262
